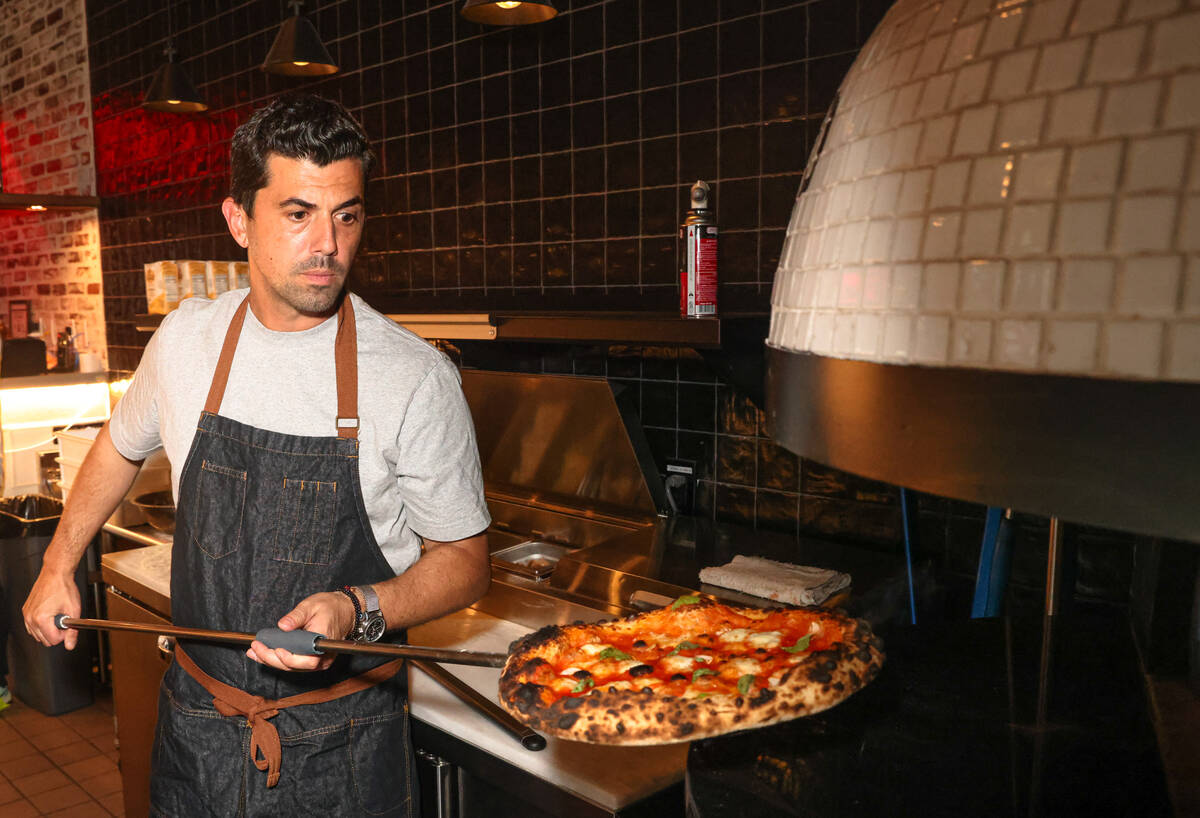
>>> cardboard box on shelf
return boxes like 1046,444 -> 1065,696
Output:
230,260 -> 250,290
179,260 -> 207,302
144,261 -> 181,314
207,260 -> 231,299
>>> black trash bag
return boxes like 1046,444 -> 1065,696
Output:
0,494 -> 64,538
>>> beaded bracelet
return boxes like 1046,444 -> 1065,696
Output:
338,585 -> 362,637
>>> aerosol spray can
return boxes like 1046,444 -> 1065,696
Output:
680,180 -> 717,317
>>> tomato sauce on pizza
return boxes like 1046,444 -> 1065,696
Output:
499,597 -> 884,745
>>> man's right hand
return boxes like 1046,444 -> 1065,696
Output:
23,568 -> 82,650
19,422 -> 143,651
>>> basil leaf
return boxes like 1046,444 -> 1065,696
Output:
667,640 -> 700,657
737,674 -> 755,696
571,677 -> 595,693
598,647 -> 632,661
692,668 -> 717,681
694,693 -> 711,700
783,634 -> 813,653
671,594 -> 701,610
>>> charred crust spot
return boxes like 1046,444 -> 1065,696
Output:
563,697 -> 584,709
833,682 -> 844,692
656,712 -> 665,723
509,625 -> 564,654
632,639 -> 647,648
858,647 -> 875,662
809,667 -> 833,684
849,670 -> 860,687
557,713 -> 580,729
628,664 -> 654,678
823,659 -> 839,672
642,687 -> 653,694
513,657 -> 551,677
734,697 -> 744,707
677,723 -> 695,737
616,722 -> 626,734
755,647 -> 767,654
670,673 -> 687,682
749,688 -> 776,708
513,683 -> 541,710
573,669 -> 592,680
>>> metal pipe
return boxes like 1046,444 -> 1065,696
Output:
56,616 -> 509,668
411,660 -> 546,751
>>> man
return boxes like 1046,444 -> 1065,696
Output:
23,94 -> 491,816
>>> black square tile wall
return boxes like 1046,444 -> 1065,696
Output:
87,0 -> 887,363
455,341 -> 1140,614
88,0 -> 1145,610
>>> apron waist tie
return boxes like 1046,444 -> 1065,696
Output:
175,643 -> 404,789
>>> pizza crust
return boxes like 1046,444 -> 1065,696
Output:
498,603 -> 885,745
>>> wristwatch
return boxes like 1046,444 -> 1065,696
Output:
343,585 -> 386,643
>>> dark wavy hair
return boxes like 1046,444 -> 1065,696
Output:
229,94 -> 375,216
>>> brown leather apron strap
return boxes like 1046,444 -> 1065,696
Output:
203,297 -> 250,415
334,294 -> 359,439
175,644 -> 403,789
202,293 -> 360,439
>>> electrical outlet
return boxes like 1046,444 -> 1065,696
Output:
664,458 -> 697,515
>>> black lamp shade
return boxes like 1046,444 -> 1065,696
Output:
460,0 -> 558,25
262,14 -> 338,75
143,61 -> 207,113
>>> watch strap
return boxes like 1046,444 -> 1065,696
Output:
359,584 -> 380,615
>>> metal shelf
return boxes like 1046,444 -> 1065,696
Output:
133,311 -> 747,347
0,192 -> 100,211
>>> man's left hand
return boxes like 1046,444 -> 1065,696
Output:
245,590 -> 356,672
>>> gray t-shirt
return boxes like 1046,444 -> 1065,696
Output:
109,289 -> 491,574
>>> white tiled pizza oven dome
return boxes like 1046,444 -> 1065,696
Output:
768,0 -> 1200,382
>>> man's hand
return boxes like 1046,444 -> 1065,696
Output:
245,590 -> 357,672
22,569 -> 82,649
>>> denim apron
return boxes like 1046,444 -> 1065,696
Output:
149,294 -> 416,817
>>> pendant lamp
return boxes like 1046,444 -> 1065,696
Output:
263,0 -> 338,76
460,0 -> 558,26
142,3 -> 206,113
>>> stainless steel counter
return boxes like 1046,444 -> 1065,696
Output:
100,525 -> 688,812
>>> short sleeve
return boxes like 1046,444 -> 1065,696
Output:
394,359 -> 491,542
108,324 -> 164,461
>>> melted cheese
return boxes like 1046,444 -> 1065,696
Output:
746,630 -> 783,649
579,642 -> 614,656
718,628 -> 753,643
659,654 -> 695,674
560,666 -> 583,676
722,657 -> 763,677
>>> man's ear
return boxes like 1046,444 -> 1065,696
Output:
222,197 -> 249,248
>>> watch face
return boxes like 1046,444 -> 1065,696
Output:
363,616 -> 386,643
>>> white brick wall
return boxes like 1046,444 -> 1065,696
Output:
770,0 -> 1200,383
0,0 -> 105,367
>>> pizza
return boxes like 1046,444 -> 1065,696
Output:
498,596 -> 884,745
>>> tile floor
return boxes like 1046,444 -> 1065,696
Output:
0,678 -> 1194,817
0,693 -> 123,817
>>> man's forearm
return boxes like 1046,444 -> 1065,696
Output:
43,424 -> 144,577
372,533 -> 490,632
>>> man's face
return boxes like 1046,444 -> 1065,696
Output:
223,154 -> 365,331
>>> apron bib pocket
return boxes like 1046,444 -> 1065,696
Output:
273,477 -> 339,566
191,460 -> 247,559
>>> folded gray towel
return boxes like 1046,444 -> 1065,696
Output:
699,555 -> 850,606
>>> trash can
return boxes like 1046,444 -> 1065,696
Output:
0,494 -> 95,715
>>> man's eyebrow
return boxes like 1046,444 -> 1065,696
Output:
275,196 -> 363,211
